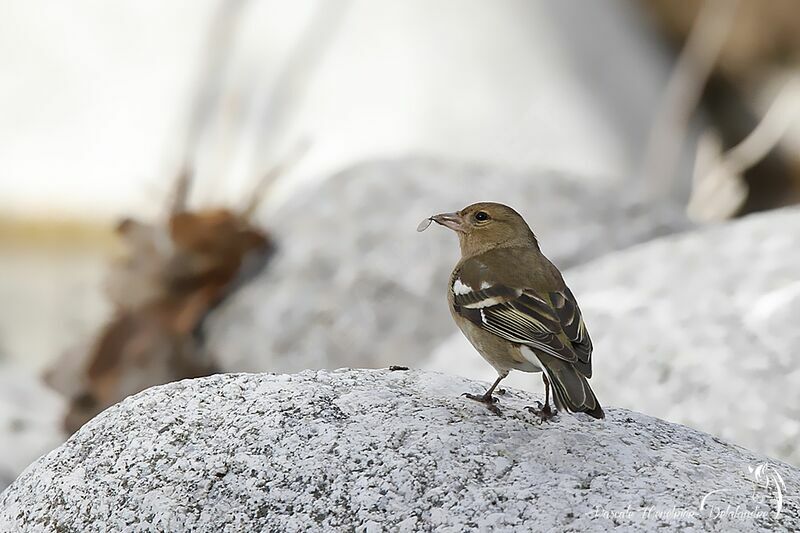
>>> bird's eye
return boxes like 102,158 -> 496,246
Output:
475,211 -> 490,222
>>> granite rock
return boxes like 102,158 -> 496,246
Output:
2,369 -> 797,532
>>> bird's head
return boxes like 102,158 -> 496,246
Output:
427,202 -> 537,257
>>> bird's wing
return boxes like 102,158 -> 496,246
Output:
452,283 -> 579,363
549,288 -> 593,372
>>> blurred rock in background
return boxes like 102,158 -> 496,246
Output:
426,206 -> 800,465
207,157 -> 689,373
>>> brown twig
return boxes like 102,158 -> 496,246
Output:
688,77 -> 800,221
640,0 -> 740,200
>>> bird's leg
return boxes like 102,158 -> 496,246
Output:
542,374 -> 551,412
526,374 -> 556,421
462,373 -> 506,413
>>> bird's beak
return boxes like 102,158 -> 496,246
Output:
431,212 -> 466,233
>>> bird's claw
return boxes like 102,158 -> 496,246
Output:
462,392 -> 502,415
461,392 -> 497,404
526,403 -> 556,422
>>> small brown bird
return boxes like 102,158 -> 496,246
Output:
422,202 -> 604,419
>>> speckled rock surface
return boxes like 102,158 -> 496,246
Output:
2,369 -> 797,532
425,206 -> 800,467
206,158 -> 688,374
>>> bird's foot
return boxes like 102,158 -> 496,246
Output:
496,388 -> 507,396
462,392 -> 502,415
462,392 -> 497,404
526,401 -> 556,422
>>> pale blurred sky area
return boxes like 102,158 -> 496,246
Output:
0,0 -> 672,221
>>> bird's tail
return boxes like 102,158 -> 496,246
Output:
539,354 -> 604,419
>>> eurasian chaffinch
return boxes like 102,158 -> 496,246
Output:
420,202 -> 604,420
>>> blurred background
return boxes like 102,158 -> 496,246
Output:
2,0 -> 800,490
